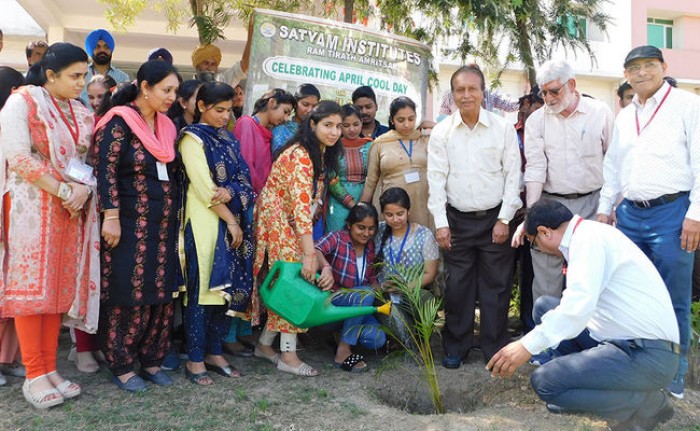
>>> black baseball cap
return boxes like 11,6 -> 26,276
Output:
624,45 -> 664,68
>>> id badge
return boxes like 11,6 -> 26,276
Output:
156,161 -> 169,181
404,169 -> 420,184
67,158 -> 96,186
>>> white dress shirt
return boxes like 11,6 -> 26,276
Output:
521,215 -> 679,354
524,95 -> 613,194
598,82 -> 700,219
427,109 -> 522,229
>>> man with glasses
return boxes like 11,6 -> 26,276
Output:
428,64 -> 521,368
597,45 -> 700,400
489,199 -> 680,431
512,59 -> 613,307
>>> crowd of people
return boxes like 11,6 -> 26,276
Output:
0,25 -> 697,431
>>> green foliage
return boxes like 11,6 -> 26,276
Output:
691,301 -> 700,351
371,263 -> 445,414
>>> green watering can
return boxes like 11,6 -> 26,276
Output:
259,260 -> 391,328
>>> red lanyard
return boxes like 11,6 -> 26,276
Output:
635,85 -> 671,136
50,95 -> 80,146
562,217 -> 584,275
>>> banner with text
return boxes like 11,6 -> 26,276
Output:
245,9 -> 430,123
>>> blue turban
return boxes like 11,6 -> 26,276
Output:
84,29 -> 115,56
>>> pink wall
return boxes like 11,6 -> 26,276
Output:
631,0 -> 700,81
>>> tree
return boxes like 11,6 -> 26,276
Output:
98,0 -> 610,86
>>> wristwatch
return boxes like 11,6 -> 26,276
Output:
57,182 -> 73,201
498,218 -> 510,226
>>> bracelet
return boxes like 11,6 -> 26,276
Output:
103,216 -> 119,221
226,222 -> 238,227
57,182 -> 72,201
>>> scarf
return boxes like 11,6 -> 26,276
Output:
182,124 -> 255,314
96,106 -> 176,163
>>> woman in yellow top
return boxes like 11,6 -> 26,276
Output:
178,82 -> 255,385
360,96 -> 433,230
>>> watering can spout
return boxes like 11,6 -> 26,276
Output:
260,261 -> 392,328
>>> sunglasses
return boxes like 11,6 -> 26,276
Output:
538,80 -> 570,98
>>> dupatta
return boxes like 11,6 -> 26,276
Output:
182,124 -> 255,314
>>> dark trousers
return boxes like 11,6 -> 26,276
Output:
442,205 -> 514,361
98,302 -> 174,376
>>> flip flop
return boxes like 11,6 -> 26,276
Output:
205,362 -> 240,378
184,367 -> 213,386
333,354 -> 368,373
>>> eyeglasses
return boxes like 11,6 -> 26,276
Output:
538,80 -> 570,98
625,61 -> 661,74
529,232 -> 541,252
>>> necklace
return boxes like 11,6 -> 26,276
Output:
50,94 -> 80,146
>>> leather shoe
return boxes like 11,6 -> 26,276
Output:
442,355 -> 462,369
632,395 -> 674,431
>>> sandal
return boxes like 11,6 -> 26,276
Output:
205,362 -> 240,378
75,351 -> 100,374
333,354 -> 368,373
253,345 -> 280,365
276,360 -> 319,377
22,375 -> 64,409
47,371 -> 81,399
185,367 -> 213,386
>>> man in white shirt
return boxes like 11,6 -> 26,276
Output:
596,45 -> 700,399
428,64 -> 521,368
488,199 -> 680,431
513,60 -> 613,303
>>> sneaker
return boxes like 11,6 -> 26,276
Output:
666,375 -> 684,400
529,349 -> 558,366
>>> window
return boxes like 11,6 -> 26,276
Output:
647,18 -> 673,49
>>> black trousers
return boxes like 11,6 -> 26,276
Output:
442,205 -> 515,361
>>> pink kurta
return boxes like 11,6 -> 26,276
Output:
234,116 -> 273,196
0,86 -> 101,333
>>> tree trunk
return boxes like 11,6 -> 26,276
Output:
344,0 -> 354,23
189,0 -> 206,45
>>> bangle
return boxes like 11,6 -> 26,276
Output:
104,216 -> 119,221
57,182 -> 72,201
227,222 -> 237,226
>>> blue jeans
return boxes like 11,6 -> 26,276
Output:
533,296 -> 598,355
530,296 -> 679,421
330,286 -> 386,349
616,196 -> 692,380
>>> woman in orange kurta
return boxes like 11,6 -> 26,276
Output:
0,43 -> 100,409
251,101 -> 343,377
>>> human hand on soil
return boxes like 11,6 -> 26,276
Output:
486,341 -> 531,379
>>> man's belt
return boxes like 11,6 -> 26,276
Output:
447,204 -> 500,218
544,189 -> 600,200
629,191 -> 688,209
630,338 -> 680,354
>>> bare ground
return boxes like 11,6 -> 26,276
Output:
1,329 -> 699,431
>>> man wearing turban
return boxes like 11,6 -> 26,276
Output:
81,29 -> 130,108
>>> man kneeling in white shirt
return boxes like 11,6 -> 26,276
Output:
487,199 -> 680,431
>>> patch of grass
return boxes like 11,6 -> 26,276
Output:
256,398 -> 269,413
340,400 -> 366,418
236,387 -> 249,401
317,388 -> 329,398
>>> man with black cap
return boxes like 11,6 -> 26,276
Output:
81,29 -> 130,107
351,85 -> 390,139
597,45 -> 700,400
489,199 -> 680,431
512,59 -> 613,307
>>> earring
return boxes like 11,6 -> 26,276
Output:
144,93 -> 149,100
50,79 -> 55,83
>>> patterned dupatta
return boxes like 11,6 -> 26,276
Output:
182,124 -> 255,314
0,86 -> 101,332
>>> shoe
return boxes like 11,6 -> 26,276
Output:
74,351 -> 100,374
138,369 -> 173,386
111,374 -> 147,393
665,375 -> 684,400
442,355 -> 462,369
161,351 -> 182,372
184,367 -> 213,386
0,363 -> 26,377
633,394 -> 674,431
333,354 -> 368,373
276,359 -> 319,377
47,372 -> 81,399
22,375 -> 64,409
205,362 -> 240,378
0,371 -> 6,386
223,342 -> 254,358
254,345 -> 280,365
530,349 -> 558,367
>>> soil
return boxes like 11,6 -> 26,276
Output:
2,328 -> 698,431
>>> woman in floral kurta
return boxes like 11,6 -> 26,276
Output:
94,61 -> 181,393
0,43 -> 99,409
251,101 -> 343,377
